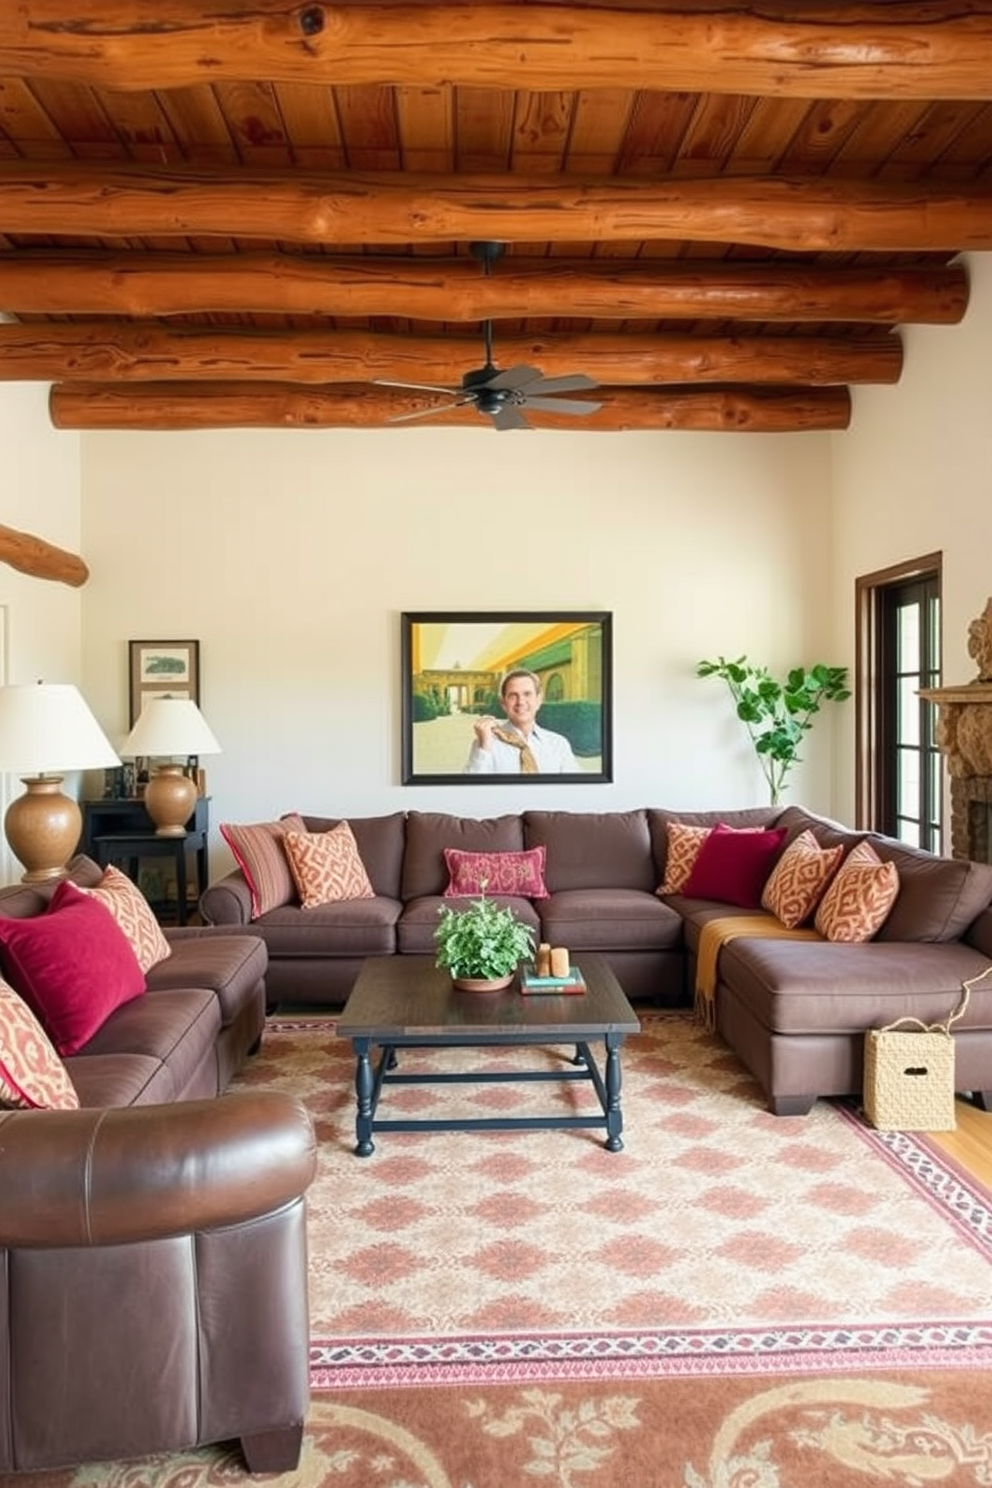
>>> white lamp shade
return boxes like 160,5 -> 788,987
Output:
0,683 -> 120,774
122,696 -> 222,758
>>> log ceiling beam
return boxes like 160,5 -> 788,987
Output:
3,165 -> 991,253
3,2 -> 992,100
0,324 -> 903,388
0,521 -> 88,587
48,382 -> 851,434
0,252 -> 968,326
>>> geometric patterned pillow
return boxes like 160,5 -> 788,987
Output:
444,846 -> 549,899
814,840 -> 901,943
79,865 -> 171,973
761,829 -> 845,929
220,813 -> 307,918
0,978 -> 80,1110
282,821 -> 375,909
657,822 -> 712,894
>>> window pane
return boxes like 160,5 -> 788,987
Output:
897,604 -> 919,669
897,818 -> 921,847
898,678 -> 920,745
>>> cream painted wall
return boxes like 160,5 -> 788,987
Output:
0,380 -> 82,880
80,425 -> 834,868
830,251 -> 992,821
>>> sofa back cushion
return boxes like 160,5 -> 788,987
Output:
524,810 -> 654,892
401,813 -> 524,900
864,836 -> 992,942
302,812 -> 406,899
648,807 -> 780,887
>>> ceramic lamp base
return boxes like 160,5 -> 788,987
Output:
4,775 -> 81,882
144,763 -> 197,836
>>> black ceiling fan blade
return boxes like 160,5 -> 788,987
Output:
375,377 -> 458,395
485,364 -> 544,391
490,404 -> 532,431
522,373 -> 600,396
522,395 -> 603,416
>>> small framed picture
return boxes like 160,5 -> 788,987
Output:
128,639 -> 200,727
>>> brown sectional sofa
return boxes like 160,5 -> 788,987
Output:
200,805 -> 992,1117
0,856 -> 317,1477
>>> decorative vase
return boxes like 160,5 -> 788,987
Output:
451,973 -> 514,993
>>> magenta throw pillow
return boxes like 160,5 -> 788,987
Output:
681,823 -> 788,908
443,846 -> 549,899
0,879 -> 146,1056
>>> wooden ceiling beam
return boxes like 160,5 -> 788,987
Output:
0,323 -> 903,387
3,2 -> 992,100
0,521 -> 88,587
3,165 -> 991,252
0,252 -> 968,326
48,382 -> 851,434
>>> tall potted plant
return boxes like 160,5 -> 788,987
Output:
697,655 -> 850,806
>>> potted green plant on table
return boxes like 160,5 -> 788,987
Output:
697,655 -> 851,806
434,885 -> 536,992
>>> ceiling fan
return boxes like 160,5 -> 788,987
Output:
375,242 -> 603,431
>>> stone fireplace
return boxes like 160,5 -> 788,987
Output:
920,597 -> 992,864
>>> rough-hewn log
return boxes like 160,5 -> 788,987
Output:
48,381 -> 851,433
3,2 -> 992,100
3,165 -> 990,252
0,522 -> 88,587
0,323 -> 903,387
0,251 -> 969,326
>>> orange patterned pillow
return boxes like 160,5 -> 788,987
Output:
0,978 -> 79,1110
658,823 -> 712,894
282,821 -> 375,908
761,829 -> 844,929
81,865 -> 171,972
814,840 -> 900,943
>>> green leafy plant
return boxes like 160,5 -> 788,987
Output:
697,655 -> 851,805
434,886 -> 536,980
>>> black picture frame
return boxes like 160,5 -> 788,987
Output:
401,611 -> 613,785
128,639 -> 200,727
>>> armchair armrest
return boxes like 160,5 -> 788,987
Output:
0,1090 -> 316,1249
200,869 -> 254,926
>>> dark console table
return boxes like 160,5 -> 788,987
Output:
80,797 -> 210,925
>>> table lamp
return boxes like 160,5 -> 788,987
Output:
121,697 -> 221,836
0,681 -> 120,882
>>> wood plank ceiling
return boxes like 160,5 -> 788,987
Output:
1,2 -> 991,433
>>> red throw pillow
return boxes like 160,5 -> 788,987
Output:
443,846 -> 550,899
682,822 -> 788,908
0,879 -> 146,1056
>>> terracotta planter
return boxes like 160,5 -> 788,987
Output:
451,973 -> 514,993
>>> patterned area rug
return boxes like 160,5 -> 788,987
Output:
17,1013 -> 992,1487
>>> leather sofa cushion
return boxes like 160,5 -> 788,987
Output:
525,810 -> 654,892
538,889 -> 683,952
252,897 -> 401,957
648,807 -> 781,886
302,812 -> 406,899
401,812 -> 524,900
147,934 -> 267,1027
73,988 -> 220,1102
398,894 -> 540,955
717,937 -> 992,1036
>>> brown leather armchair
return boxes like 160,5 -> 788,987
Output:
0,1090 -> 317,1476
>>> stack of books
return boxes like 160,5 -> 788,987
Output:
519,962 -> 586,995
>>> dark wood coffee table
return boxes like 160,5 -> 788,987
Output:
337,954 -> 641,1156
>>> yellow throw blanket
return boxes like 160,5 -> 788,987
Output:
694,913 -> 823,1031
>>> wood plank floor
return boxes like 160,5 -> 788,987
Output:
930,1099 -> 992,1187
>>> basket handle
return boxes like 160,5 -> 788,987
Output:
877,962 -> 992,1038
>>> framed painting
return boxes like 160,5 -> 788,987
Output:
128,639 -> 200,726
401,611 -> 613,784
